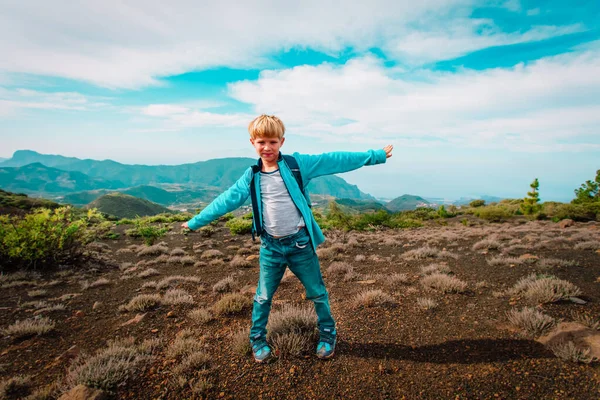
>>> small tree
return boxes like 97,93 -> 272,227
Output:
521,178 -> 541,215
573,169 -> 600,204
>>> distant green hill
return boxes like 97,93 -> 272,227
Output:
334,198 -> 387,213
0,163 -> 126,194
87,193 -> 172,219
62,185 -> 222,207
1,150 -> 375,201
0,188 -> 61,215
385,194 -> 431,212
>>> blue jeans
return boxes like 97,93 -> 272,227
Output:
250,228 -> 336,345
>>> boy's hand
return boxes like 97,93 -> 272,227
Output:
181,222 -> 190,229
383,145 -> 393,158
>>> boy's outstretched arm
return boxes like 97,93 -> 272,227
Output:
294,145 -> 393,181
182,168 -> 253,231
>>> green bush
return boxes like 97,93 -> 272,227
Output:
469,199 -> 485,208
225,218 -> 253,235
474,205 -> 514,222
351,210 -> 391,231
437,205 -> 451,218
542,202 -> 599,222
125,219 -> 169,245
219,213 -> 235,222
0,207 -> 87,269
391,217 -> 423,229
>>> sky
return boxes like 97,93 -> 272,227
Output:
1,0 -> 599,202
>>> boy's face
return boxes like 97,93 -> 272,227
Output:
250,136 -> 285,163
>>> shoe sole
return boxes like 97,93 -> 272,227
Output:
317,350 -> 335,360
254,354 -> 273,363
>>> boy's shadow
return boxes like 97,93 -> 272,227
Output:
339,338 -> 551,364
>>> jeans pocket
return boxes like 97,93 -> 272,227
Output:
294,234 -> 310,249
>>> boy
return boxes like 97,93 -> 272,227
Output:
182,115 -> 393,362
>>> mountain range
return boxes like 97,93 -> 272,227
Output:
0,150 -> 507,213
0,150 -> 376,206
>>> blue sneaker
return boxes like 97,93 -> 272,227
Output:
252,341 -> 273,363
316,331 -> 336,359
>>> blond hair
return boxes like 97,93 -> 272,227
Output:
248,115 -> 285,140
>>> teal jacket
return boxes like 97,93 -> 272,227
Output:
186,149 -> 388,249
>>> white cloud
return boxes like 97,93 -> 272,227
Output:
227,49 -> 600,151
386,22 -> 584,64
140,103 -> 250,129
0,88 -> 109,116
0,0 -> 580,88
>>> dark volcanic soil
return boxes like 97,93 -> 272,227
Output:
1,219 -> 599,399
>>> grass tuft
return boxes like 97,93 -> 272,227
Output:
213,293 -> 252,316
3,317 -> 55,339
352,290 -> 395,307
507,307 -> 556,337
421,273 -> 468,293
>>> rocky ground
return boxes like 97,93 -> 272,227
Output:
1,217 -> 599,399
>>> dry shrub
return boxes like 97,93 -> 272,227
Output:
213,293 -> 252,315
89,278 -> 110,288
172,351 -> 210,377
166,330 -> 204,359
137,244 -> 169,256
170,248 -> 186,256
191,378 -> 214,396
201,249 -> 224,259
421,273 -> 467,293
156,275 -> 202,290
571,312 -> 600,330
231,327 -> 251,355
209,259 -> 225,267
153,254 -> 170,264
503,244 -> 529,255
327,262 -> 356,281
402,246 -> 440,260
65,338 -> 153,392
236,247 -> 253,256
212,275 -> 237,293
316,243 -> 345,260
27,289 -> 47,298
354,255 -> 366,262
267,305 -> 318,358
138,268 -> 160,278
0,375 -> 31,399
33,303 -> 66,315
230,256 -> 252,268
574,241 -> 600,250
353,290 -> 395,307
548,341 -> 596,364
416,297 -> 438,311
167,256 -> 182,264
507,307 -> 556,337
116,248 -> 133,255
539,258 -> 578,269
188,308 -> 213,324
488,256 -> 524,267
123,294 -> 162,312
162,289 -> 194,305
141,281 -> 158,289
388,273 -> 409,285
420,263 -> 451,276
3,317 -> 55,339
472,239 -> 501,251
508,274 -> 582,304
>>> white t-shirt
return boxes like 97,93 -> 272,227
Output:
260,170 -> 305,237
